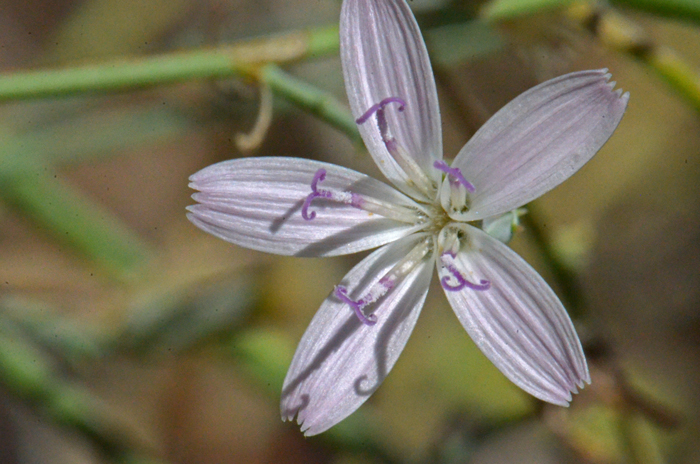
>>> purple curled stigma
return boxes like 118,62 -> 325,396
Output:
301,169 -> 364,220
302,168 -> 330,220
356,97 -> 406,125
441,263 -> 490,292
433,160 -> 476,193
356,97 -> 407,157
335,286 -> 377,326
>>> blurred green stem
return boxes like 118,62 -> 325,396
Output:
618,410 -> 667,464
0,25 -> 339,102
520,205 -> 585,319
646,47 -> 700,113
483,0 -> 700,25
565,1 -> 700,114
0,170 -> 150,278
261,64 -> 361,145
1,108 -> 190,170
0,323 -> 168,464
610,0 -> 700,25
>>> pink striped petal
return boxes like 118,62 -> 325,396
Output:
449,70 -> 629,221
341,0 -> 442,199
437,224 -> 589,405
187,157 -> 424,257
282,234 -> 435,435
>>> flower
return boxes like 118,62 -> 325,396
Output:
187,0 -> 628,436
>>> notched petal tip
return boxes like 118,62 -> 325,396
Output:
188,167 -> 215,185
538,376 -> 589,407
577,365 -> 592,390
557,397 -> 572,408
595,69 -> 627,101
577,375 -> 590,390
185,206 -> 209,226
601,73 -> 630,105
620,90 -> 631,104
281,395 -> 316,433
282,405 -> 318,436
523,374 -> 587,408
543,362 -> 591,407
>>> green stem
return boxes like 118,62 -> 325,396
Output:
0,322 -> 168,463
1,108 -> 190,171
563,1 -> 700,114
611,0 -> 700,25
646,47 -> 700,113
618,411 -> 666,464
0,171 -> 150,279
0,25 -> 339,102
261,64 -> 361,145
520,206 -> 585,319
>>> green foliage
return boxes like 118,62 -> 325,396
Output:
612,0 -> 700,25
481,0 -> 573,20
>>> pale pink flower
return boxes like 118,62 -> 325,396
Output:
187,0 -> 628,435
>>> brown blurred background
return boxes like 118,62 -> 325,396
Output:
0,0 -> 698,463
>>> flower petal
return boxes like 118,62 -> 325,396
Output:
450,69 -> 629,221
187,157 -> 424,257
437,224 -> 589,406
281,233 -> 435,435
341,0 -> 442,198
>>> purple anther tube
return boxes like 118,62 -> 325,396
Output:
335,286 -> 377,326
302,169 -> 330,221
355,97 -> 406,125
356,97 -> 408,157
440,263 -> 490,292
433,160 -> 476,193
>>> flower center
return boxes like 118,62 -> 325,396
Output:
433,160 -> 475,193
435,160 -> 474,217
334,236 -> 433,325
438,225 -> 490,292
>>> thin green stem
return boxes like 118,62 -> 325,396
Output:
0,170 -> 151,279
520,206 -> 585,319
0,320 -> 168,464
646,47 -> 700,113
0,25 -> 339,102
481,0 -> 572,21
1,108 -> 190,171
261,64 -> 361,145
563,1 -> 700,114
611,0 -> 700,25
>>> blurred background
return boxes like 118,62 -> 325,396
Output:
0,0 -> 698,463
